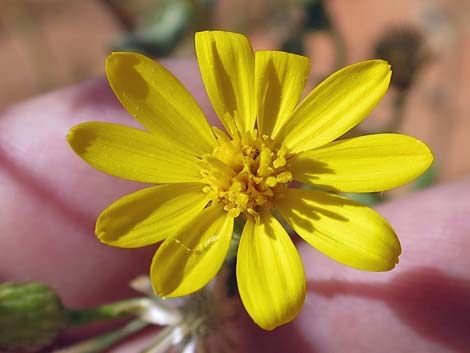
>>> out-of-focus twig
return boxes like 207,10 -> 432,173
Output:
99,0 -> 136,31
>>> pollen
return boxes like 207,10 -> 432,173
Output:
201,128 -> 292,220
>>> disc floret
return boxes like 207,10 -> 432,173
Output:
201,128 -> 292,220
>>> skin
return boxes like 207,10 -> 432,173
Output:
0,59 -> 468,353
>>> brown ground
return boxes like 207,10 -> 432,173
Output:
0,0 -> 469,181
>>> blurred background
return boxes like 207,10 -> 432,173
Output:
0,0 -> 469,194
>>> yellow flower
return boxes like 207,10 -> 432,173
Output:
67,31 -> 433,330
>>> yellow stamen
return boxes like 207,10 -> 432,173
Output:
201,129 -> 292,221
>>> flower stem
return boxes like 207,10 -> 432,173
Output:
51,319 -> 148,353
65,298 -> 150,327
138,326 -> 182,353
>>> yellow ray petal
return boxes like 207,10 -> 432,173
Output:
152,206 -> 233,297
67,122 -> 202,183
278,60 -> 392,154
106,52 -> 216,156
290,134 -> 433,192
255,51 -> 310,138
237,213 -> 305,330
195,31 -> 255,137
277,188 -> 401,271
96,183 -> 208,248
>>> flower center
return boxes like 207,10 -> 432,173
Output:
201,128 -> 292,220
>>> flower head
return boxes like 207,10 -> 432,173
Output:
68,31 -> 433,330
0,282 -> 66,352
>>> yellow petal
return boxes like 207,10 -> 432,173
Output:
106,52 -> 216,156
67,122 -> 201,183
278,60 -> 392,154
195,31 -> 255,136
237,212 -> 305,330
152,206 -> 233,297
277,188 -> 401,271
255,51 -> 310,138
290,134 -> 433,192
96,183 -> 208,248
